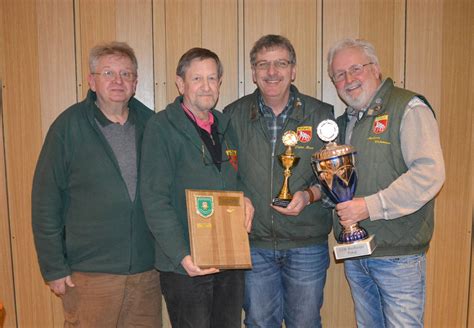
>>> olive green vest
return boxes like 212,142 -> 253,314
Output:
336,78 -> 435,257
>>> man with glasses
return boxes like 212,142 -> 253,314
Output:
32,41 -> 161,327
224,34 -> 334,328
327,38 -> 445,327
140,47 -> 254,328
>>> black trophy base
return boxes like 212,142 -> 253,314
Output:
272,198 -> 291,208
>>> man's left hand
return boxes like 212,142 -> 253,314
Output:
271,190 -> 308,216
243,196 -> 255,233
335,197 -> 369,227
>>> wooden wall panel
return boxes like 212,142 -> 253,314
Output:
35,1 -> 77,326
163,0 -> 201,104
77,0 -> 116,99
1,1 -> 52,327
358,0 -> 405,88
77,0 -> 154,109
153,0 -> 168,111
160,0 -> 239,110
321,0 -> 360,118
242,0 -> 318,98
322,0 -> 405,117
202,0 -> 238,109
469,7 -> 474,325
116,0 -> 154,109
0,1 -> 16,327
37,0 -> 77,137
405,1 -> 444,326
408,1 -> 473,326
0,86 -> 16,328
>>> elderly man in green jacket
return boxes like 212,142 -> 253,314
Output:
141,47 -> 254,328
32,42 -> 161,327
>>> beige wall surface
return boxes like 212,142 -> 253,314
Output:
0,0 -> 472,327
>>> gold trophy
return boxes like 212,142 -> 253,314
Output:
311,120 -> 376,259
272,131 -> 300,208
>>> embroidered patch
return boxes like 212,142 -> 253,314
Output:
226,149 -> 238,171
195,196 -> 214,218
297,126 -> 312,143
373,115 -> 388,134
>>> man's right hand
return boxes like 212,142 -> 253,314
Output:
181,255 -> 219,277
48,275 -> 75,296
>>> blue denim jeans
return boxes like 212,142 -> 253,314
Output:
243,244 -> 329,328
344,253 -> 426,328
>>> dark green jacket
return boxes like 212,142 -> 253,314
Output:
224,86 -> 334,250
140,97 -> 238,274
32,90 -> 155,282
336,78 -> 435,257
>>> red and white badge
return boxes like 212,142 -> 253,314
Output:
296,126 -> 312,143
226,149 -> 238,171
373,115 -> 388,134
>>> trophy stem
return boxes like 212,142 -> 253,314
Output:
277,168 -> 292,199
339,223 -> 369,244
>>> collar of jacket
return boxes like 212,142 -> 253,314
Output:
166,96 -> 230,140
358,78 -> 394,117
85,89 -> 140,126
249,84 -> 304,122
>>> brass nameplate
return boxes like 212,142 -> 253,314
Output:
218,196 -> 241,207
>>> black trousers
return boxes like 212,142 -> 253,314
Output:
160,270 -> 244,328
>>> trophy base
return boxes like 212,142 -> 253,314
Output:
333,235 -> 376,260
272,198 -> 290,208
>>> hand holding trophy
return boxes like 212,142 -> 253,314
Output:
272,131 -> 300,208
311,120 -> 376,259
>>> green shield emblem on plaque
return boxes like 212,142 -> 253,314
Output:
195,196 -> 214,218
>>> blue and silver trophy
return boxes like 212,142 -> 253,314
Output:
311,120 -> 375,259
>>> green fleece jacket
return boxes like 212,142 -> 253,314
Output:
140,97 -> 238,275
224,86 -> 334,250
32,90 -> 155,282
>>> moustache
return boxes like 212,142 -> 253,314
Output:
344,80 -> 362,92
263,76 -> 282,82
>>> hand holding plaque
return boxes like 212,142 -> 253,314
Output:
311,120 -> 376,260
272,131 -> 300,208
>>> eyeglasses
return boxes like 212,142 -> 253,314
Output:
91,70 -> 136,82
253,59 -> 293,71
332,62 -> 374,83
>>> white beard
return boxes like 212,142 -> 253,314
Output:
338,80 -> 373,111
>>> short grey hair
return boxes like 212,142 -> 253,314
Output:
250,34 -> 296,67
89,41 -> 138,73
327,38 -> 379,77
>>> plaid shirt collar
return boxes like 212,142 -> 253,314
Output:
257,90 -> 295,152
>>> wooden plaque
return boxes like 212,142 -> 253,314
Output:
185,189 -> 252,269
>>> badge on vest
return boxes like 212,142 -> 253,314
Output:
373,114 -> 388,134
297,126 -> 312,143
226,149 -> 238,171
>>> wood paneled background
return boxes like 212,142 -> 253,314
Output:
0,0 -> 472,327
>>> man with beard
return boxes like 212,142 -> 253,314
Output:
224,34 -> 334,328
327,38 -> 445,327
140,47 -> 254,328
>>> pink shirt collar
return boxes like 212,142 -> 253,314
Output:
181,103 -> 214,134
